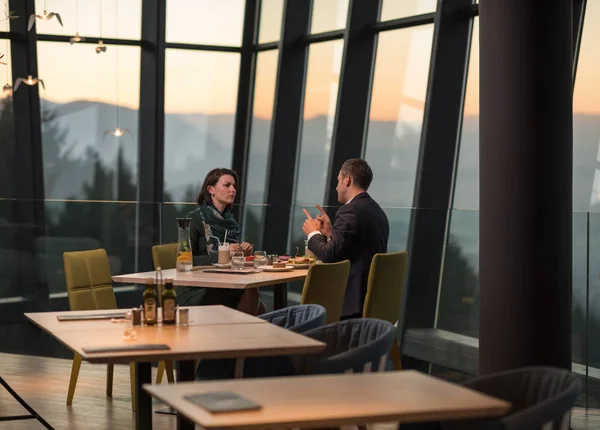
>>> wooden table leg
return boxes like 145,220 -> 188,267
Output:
176,360 -> 196,430
134,362 -> 152,430
273,283 -> 287,309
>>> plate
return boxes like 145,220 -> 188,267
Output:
245,261 -> 255,267
262,265 -> 294,272
289,263 -> 311,269
212,263 -> 231,268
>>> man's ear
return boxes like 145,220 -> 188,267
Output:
344,175 -> 352,187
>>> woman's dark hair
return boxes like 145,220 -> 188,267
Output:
196,168 -> 239,209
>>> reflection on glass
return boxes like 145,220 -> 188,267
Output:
574,0 -> 600,212
33,0 -> 142,39
166,0 -> 244,46
452,19 -> 479,210
311,0 -> 348,34
37,41 -> 140,201
243,50 -> 279,248
364,25 -> 434,213
380,0 -> 436,21
0,40 -> 14,199
163,49 -> 240,202
258,0 -> 284,44
289,40 -> 343,251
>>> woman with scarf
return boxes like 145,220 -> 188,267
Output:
177,168 -> 260,314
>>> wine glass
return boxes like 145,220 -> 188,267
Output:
254,251 -> 267,271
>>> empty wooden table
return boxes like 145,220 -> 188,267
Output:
144,371 -> 511,430
25,308 -> 325,430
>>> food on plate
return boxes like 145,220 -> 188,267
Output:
272,261 -> 287,268
245,255 -> 255,262
288,255 -> 316,265
279,255 -> 290,261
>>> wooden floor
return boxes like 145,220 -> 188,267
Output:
1,352 -> 599,429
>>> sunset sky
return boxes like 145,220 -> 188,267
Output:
1,0 -> 598,119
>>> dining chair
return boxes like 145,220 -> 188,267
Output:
300,261 -> 350,324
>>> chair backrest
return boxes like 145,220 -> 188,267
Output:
63,249 -> 117,311
260,304 -> 327,333
292,318 -> 395,375
440,367 -> 581,430
363,251 -> 408,323
301,261 -> 350,324
152,243 -> 178,270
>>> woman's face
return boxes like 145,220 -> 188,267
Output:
208,174 -> 236,206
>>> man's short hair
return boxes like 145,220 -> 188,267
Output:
340,158 -> 373,190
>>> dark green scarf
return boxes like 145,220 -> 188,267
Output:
197,203 -> 241,252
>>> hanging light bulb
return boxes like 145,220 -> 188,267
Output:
103,127 -> 133,139
95,40 -> 106,54
28,0 -> 63,31
14,75 -> 45,92
69,0 -> 84,44
2,83 -> 12,96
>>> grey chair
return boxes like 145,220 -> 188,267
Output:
403,366 -> 581,430
196,304 -> 327,380
291,318 -> 396,375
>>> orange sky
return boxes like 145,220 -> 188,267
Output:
4,0 -> 600,119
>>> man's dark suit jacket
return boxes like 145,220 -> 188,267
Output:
307,192 -> 389,317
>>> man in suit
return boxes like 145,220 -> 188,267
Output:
302,158 -> 389,319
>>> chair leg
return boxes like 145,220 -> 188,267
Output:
129,362 -> 136,412
106,364 -> 114,397
165,360 -> 175,383
66,353 -> 83,405
156,361 -> 165,384
390,339 -> 402,370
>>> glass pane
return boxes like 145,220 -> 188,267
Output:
258,0 -> 284,44
163,49 -> 240,202
380,0 -> 437,21
574,0 -> 600,212
289,40 -> 344,252
310,0 -> 348,34
166,0 -> 244,46
364,25 -> 434,215
243,50 -> 279,249
37,41 -> 140,201
453,19 -> 479,210
0,39 -> 14,200
33,0 -> 142,40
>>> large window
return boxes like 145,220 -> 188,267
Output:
33,0 -> 142,39
166,0 -> 244,46
310,0 -> 348,34
243,50 -> 279,248
289,40 -> 344,251
364,25 -> 434,251
380,0 -> 437,21
0,40 -> 13,200
163,50 -> 240,202
258,0 -> 284,44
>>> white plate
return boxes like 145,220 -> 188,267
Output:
289,263 -> 311,269
212,263 -> 231,268
262,265 -> 294,272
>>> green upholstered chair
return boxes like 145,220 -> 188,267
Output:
300,261 -> 350,324
151,243 -> 178,271
362,251 -> 408,370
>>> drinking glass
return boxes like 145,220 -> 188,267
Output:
230,250 -> 245,270
254,251 -> 267,271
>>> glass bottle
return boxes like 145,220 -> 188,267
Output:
143,278 -> 158,325
176,218 -> 193,272
162,278 -> 177,325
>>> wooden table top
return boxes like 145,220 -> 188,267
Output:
143,371 -> 511,429
112,267 -> 309,289
25,316 -> 325,364
25,305 -> 265,333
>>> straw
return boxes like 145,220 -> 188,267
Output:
210,235 -> 222,247
224,229 -> 228,244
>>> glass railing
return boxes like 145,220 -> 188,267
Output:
0,200 -> 598,405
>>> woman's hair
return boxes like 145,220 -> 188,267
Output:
196,168 -> 240,209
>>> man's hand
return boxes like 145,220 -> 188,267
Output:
240,241 -> 253,256
229,243 -> 242,254
302,209 -> 321,236
315,204 -> 332,238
